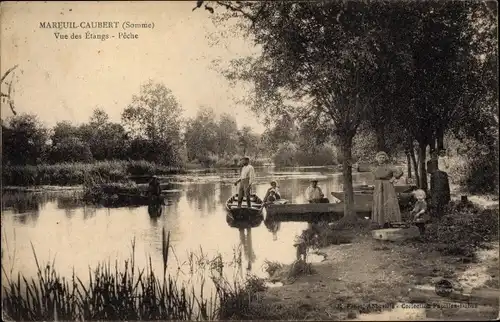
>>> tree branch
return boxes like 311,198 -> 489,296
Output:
215,1 -> 257,22
1,65 -> 19,84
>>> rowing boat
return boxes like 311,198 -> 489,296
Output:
265,202 -> 368,222
225,194 -> 264,219
330,187 -> 416,211
226,212 -> 264,229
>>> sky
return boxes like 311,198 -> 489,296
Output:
0,1 -> 265,132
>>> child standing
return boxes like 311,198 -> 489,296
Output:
411,189 -> 430,235
293,234 -> 308,261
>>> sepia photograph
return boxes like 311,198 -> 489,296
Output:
1,0 -> 499,320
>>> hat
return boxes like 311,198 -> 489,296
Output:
310,179 -> 319,182
240,156 -> 250,161
375,151 -> 389,160
270,180 -> 277,185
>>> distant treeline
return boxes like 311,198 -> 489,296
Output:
1,80 -> 344,171
1,79 -> 497,193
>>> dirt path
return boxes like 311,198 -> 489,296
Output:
253,234 -> 498,320
255,236 -> 425,319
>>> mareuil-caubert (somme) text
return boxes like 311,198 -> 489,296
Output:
39,21 -> 154,41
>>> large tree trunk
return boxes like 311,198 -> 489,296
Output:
406,151 -> 412,178
375,125 -> 387,153
409,140 -> 419,185
417,139 -> 428,191
428,133 -> 437,159
341,135 -> 356,219
436,127 -> 445,152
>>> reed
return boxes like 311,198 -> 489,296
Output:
2,160 -> 187,187
1,228 -> 263,321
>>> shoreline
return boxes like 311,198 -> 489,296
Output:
249,196 -> 499,320
254,235 -> 498,321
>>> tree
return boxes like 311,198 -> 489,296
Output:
79,109 -> 129,160
198,0 -> 498,200
202,1 -> 393,219
49,136 -> 93,163
184,107 -> 219,165
2,114 -> 49,165
273,142 -> 299,167
89,107 -> 109,128
389,1 -> 498,190
261,113 -> 298,154
122,80 -> 183,165
216,113 -> 238,157
237,126 -> 259,157
51,121 -> 80,146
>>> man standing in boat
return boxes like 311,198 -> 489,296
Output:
234,156 -> 256,208
305,179 -> 324,203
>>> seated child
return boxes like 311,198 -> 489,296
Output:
411,189 -> 430,235
264,181 -> 281,203
267,189 -> 277,203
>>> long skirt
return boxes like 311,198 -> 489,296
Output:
372,179 -> 401,226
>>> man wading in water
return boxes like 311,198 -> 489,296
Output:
234,157 -> 256,208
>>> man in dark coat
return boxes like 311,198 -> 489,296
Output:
428,159 -> 451,218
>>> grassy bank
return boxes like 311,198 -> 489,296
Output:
1,229 -> 268,321
414,201 -> 499,260
237,201 -> 499,320
2,160 -> 187,187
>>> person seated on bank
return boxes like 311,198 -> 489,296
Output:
263,181 -> 281,203
234,156 -> 256,208
305,179 -> 324,203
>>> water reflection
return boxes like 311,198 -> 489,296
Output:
226,213 -> 263,229
239,228 -> 256,271
264,217 -> 281,241
218,184 -> 234,206
56,193 -> 84,210
185,183 -> 219,214
82,205 -> 97,220
1,168 -> 373,284
2,192 -> 44,215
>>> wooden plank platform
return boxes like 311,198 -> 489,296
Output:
372,227 -> 420,242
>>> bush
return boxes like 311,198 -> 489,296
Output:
295,144 -> 337,166
424,201 -> 499,258
446,135 -> 498,194
48,137 -> 93,164
273,142 -> 299,167
300,222 -> 356,249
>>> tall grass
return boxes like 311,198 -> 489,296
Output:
1,228 -> 265,321
2,160 -> 187,187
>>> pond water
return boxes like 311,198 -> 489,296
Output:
1,167 -> 373,286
